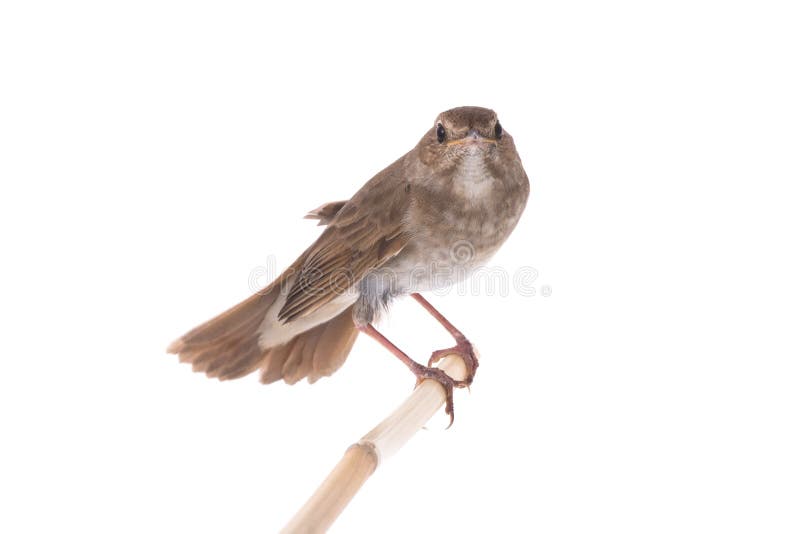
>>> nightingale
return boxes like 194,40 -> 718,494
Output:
168,106 -> 529,425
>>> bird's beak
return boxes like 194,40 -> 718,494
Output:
446,129 -> 497,147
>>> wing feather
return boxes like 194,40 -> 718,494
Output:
278,160 -> 411,323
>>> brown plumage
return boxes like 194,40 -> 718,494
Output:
304,200 -> 347,226
168,106 -> 529,395
168,163 -> 411,384
168,262 -> 359,384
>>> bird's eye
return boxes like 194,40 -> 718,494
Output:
436,123 -> 446,143
494,121 -> 503,139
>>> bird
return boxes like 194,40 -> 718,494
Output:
168,106 -> 529,425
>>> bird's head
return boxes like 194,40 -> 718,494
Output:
419,106 -> 506,168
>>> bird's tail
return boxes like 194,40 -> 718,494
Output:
167,271 -> 359,384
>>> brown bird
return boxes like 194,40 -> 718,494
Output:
168,106 -> 529,424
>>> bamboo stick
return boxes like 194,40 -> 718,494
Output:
281,351 -> 473,533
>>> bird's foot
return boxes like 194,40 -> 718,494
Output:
428,337 -> 479,389
409,362 -> 460,428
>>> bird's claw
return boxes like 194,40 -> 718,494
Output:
411,364 -> 457,428
410,339 -> 478,428
427,338 -> 479,388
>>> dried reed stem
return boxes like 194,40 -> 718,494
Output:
281,351 -> 472,533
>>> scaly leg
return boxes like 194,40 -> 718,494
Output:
410,293 -> 479,387
358,323 -> 468,428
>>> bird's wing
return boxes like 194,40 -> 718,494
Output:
304,200 -> 348,226
278,165 -> 411,323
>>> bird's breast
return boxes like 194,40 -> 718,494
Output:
420,159 -> 525,255
381,159 -> 526,294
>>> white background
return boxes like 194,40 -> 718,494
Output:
1,1 -> 799,533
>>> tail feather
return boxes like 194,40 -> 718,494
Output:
282,334 -> 314,385
258,304 -> 358,385
260,342 -> 292,384
279,346 -> 306,385
212,342 -> 264,381
168,271 -> 359,385
312,309 -> 359,381
167,290 -> 274,354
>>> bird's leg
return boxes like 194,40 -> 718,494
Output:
358,323 -> 466,428
410,293 -> 479,387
